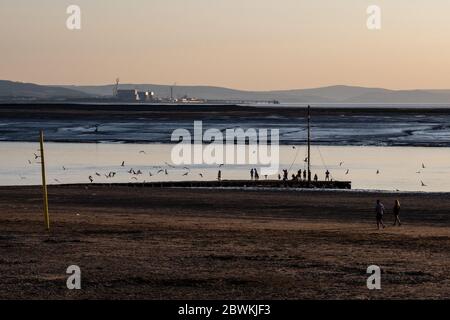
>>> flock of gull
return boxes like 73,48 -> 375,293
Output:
23,147 -> 431,189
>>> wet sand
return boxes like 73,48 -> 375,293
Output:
0,185 -> 449,299
2,103 -> 450,146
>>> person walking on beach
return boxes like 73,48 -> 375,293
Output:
254,169 -> 259,180
250,168 -> 254,180
217,170 -> 222,181
393,200 -> 402,226
283,169 -> 288,181
375,200 -> 386,230
297,169 -> 302,180
314,174 -> 318,182
325,170 -> 330,181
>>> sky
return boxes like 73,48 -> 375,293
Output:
1,0 -> 450,90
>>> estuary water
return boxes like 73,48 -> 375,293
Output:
0,142 -> 449,192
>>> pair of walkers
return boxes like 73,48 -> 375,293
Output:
375,199 -> 402,230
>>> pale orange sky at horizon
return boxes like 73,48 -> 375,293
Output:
1,0 -> 450,90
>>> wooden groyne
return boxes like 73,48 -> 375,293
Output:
74,180 -> 351,190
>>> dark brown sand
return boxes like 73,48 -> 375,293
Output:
0,185 -> 449,299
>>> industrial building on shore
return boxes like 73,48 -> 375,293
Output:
116,89 -> 155,102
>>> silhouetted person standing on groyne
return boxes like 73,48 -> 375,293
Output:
325,170 -> 330,181
250,168 -> 254,180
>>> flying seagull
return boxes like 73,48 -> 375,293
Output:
164,162 -> 175,168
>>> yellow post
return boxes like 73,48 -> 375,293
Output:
40,130 -> 50,231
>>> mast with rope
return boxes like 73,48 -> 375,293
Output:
307,105 -> 311,183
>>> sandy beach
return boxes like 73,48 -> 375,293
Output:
0,185 -> 449,299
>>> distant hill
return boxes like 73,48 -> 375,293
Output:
2,80 -> 450,103
62,84 -> 450,103
0,80 -> 90,100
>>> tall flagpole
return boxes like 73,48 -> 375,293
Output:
307,105 -> 311,183
40,130 -> 50,231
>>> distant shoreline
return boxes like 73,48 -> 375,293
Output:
2,102 -> 450,117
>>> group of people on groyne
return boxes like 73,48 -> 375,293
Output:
249,168 -> 331,182
218,168 -> 332,182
